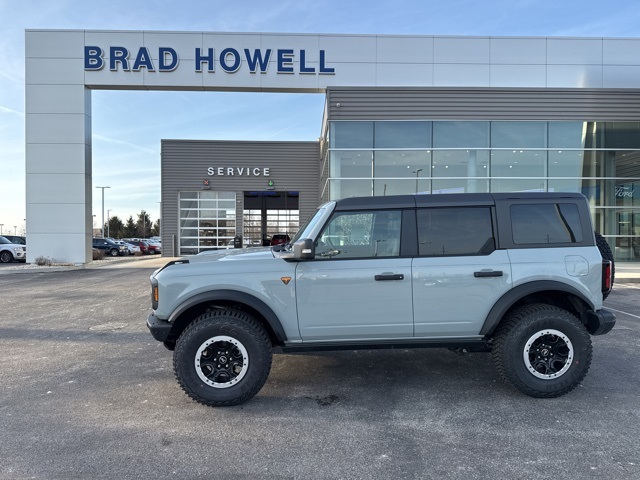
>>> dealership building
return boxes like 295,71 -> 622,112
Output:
25,30 -> 640,262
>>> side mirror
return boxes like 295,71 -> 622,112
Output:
292,238 -> 315,260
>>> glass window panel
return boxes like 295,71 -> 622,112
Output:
329,180 -> 372,200
491,179 -> 547,193
417,207 -> 494,256
604,122 -> 640,149
374,121 -> 431,148
432,150 -> 489,178
180,209 -> 199,219
548,122 -> 587,148
511,204 -> 583,244
615,180 -> 640,207
491,122 -> 547,148
180,237 -> 198,246
373,151 -> 430,178
180,200 -> 198,209
610,151 -> 640,178
180,192 -> 198,199
548,150 -> 591,177
197,200 -> 217,208
490,150 -> 546,178
330,121 -> 374,148
217,192 -> 236,200
374,179 -> 428,196
180,219 -> 199,228
432,179 -> 489,194
433,122 -> 489,148
330,151 -> 372,178
199,191 -> 217,199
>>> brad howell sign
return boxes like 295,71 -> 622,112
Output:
84,46 -> 336,75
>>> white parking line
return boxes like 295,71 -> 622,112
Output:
607,307 -> 640,320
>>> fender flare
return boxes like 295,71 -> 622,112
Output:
479,280 -> 595,336
168,290 -> 287,343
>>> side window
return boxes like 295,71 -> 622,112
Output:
417,207 -> 495,256
316,210 -> 402,259
511,204 -> 583,244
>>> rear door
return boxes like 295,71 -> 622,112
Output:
412,206 -> 512,337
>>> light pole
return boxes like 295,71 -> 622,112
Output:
412,169 -> 424,194
107,209 -> 112,238
14,225 -> 17,235
0,224 -> 3,235
96,186 -> 111,238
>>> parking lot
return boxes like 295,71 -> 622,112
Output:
1,259 -> 639,479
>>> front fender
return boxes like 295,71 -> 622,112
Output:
168,290 -> 288,344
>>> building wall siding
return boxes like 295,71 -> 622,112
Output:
326,88 -> 640,121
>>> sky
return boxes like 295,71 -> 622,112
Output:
2,0 -> 640,236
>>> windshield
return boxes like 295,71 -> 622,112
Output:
0,237 -> 10,245
290,207 -> 329,244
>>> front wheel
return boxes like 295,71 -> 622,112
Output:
173,309 -> 272,407
0,250 -> 13,263
109,248 -> 119,257
491,304 -> 592,398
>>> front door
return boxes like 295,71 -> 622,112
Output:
295,209 -> 413,341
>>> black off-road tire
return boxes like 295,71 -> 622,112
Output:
173,309 -> 272,407
594,231 -> 615,300
491,304 -> 592,398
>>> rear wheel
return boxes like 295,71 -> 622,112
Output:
491,304 -> 592,398
173,309 -> 272,407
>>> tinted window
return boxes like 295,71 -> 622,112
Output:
316,210 -> 402,259
417,207 -> 494,256
511,204 -> 583,244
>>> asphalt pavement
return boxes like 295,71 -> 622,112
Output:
0,258 -> 638,479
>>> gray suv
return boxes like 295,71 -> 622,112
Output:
147,193 -> 615,407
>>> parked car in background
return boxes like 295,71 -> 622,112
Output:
270,234 -> 291,246
0,236 -> 26,263
124,242 -> 141,255
146,240 -> 161,254
3,235 -> 26,245
92,238 -> 128,256
124,239 -> 152,255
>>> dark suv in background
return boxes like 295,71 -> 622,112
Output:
92,238 -> 128,256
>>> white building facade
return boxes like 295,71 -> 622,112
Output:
25,30 -> 640,263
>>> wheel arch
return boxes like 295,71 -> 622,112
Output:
164,290 -> 287,350
481,281 -> 595,336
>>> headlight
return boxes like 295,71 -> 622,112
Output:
13,247 -> 21,253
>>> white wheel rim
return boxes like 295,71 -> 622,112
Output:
195,335 -> 249,389
523,329 -> 574,380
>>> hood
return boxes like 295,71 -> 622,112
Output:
188,247 -> 275,263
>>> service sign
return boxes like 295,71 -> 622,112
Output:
84,46 -> 335,75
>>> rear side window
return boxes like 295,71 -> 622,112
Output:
511,204 -> 583,244
417,207 -> 495,256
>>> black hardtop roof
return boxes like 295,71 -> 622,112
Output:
333,192 -> 586,210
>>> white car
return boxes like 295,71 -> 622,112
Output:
0,236 -> 26,263
124,242 -> 141,255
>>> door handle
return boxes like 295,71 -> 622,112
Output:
474,270 -> 503,278
375,274 -> 404,281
